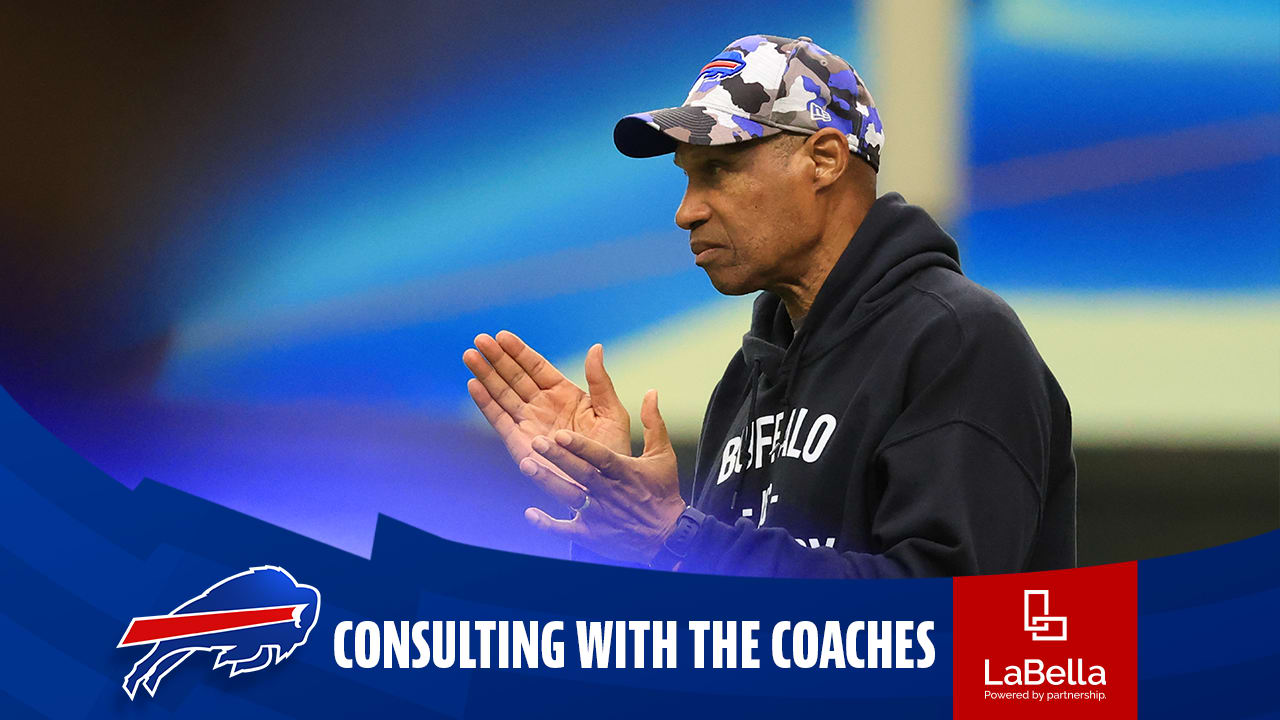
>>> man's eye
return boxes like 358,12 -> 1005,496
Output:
703,163 -> 728,181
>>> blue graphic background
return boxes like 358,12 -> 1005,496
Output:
1,0 -> 1275,563
0,386 -> 952,717
3,386 -> 1277,717
1,3 -> 1277,714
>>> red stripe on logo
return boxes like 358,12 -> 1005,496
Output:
119,604 -> 303,646
700,60 -> 740,73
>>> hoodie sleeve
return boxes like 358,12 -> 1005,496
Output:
675,291 -> 1054,578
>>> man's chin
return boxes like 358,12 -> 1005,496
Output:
703,271 -> 755,297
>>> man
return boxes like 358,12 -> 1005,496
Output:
463,35 -> 1075,578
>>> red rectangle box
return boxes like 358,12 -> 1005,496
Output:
953,562 -> 1137,719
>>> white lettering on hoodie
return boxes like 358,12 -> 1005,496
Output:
716,408 -> 837,485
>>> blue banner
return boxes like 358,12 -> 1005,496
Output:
1,386 -> 1276,718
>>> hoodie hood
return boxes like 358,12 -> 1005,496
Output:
742,192 -> 962,383
725,193 -> 962,512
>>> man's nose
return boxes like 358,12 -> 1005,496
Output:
675,185 -> 710,231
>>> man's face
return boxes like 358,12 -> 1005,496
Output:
673,134 -> 820,296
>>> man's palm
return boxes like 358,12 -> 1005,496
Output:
514,377 -> 631,458
464,331 -> 631,505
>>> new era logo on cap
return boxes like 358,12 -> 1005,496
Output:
614,34 -> 883,171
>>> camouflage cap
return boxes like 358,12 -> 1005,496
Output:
614,35 -> 883,171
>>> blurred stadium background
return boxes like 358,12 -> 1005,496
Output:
2,0 -> 1276,565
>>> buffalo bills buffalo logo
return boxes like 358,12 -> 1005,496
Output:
118,566 -> 320,699
696,50 -> 746,82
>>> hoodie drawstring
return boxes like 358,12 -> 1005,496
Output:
778,325 -> 812,420
733,327 -> 808,515
731,358 -> 762,513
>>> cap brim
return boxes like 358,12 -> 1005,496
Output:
614,105 -> 783,158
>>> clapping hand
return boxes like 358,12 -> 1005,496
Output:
519,390 -> 686,565
463,331 -> 632,510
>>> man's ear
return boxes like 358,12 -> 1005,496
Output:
807,127 -> 850,190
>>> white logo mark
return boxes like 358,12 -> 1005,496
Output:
1023,590 -> 1067,641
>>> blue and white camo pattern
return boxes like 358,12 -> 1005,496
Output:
615,35 -> 883,171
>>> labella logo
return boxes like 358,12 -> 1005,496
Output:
117,566 -> 320,699
953,563 -> 1137,719
986,588 -> 1102,687
1023,589 -> 1066,641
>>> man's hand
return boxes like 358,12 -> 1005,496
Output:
519,389 -> 687,565
463,331 -> 632,509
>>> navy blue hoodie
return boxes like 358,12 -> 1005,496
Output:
677,193 -> 1076,578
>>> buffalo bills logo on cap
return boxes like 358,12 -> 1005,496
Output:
696,50 -> 745,82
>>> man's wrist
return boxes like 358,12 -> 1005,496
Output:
648,505 -> 707,571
